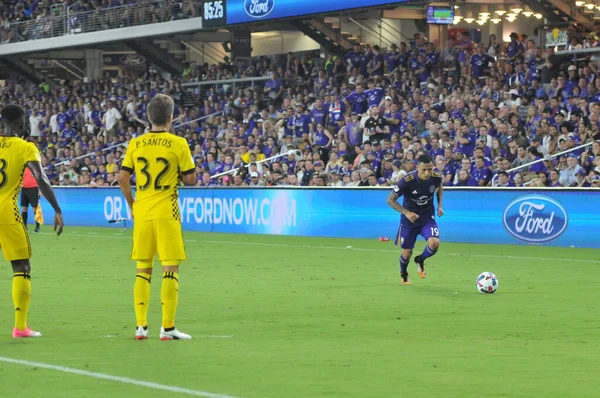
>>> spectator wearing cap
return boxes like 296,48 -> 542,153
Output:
363,105 -> 390,144
566,65 -> 579,95
530,136 -> 548,156
591,175 -> 600,188
248,171 -> 264,187
329,170 -> 344,187
559,154 -> 584,187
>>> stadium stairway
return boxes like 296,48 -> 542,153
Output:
290,18 -> 356,57
0,57 -> 58,88
125,39 -> 186,76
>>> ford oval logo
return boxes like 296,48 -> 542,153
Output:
244,0 -> 275,19
503,195 -> 568,244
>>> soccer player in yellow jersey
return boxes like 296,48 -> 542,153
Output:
0,105 -> 64,338
118,94 -> 197,341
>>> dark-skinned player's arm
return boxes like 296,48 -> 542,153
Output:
180,169 -> 197,186
436,183 -> 444,217
117,169 -> 135,217
386,191 -> 419,223
27,161 -> 64,236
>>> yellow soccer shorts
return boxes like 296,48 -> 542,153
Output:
131,219 -> 186,262
0,222 -> 32,262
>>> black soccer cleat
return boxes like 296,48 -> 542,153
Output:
415,256 -> 426,279
400,272 -> 412,285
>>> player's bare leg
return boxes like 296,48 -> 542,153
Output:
160,263 -> 191,340
11,259 -> 41,338
400,249 -> 413,285
415,238 -> 440,279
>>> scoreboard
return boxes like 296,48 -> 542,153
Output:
202,0 -> 227,28
202,0 -> 408,28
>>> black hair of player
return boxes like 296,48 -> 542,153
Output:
0,104 -> 28,138
417,154 -> 432,165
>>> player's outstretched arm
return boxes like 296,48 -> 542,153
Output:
27,161 -> 64,236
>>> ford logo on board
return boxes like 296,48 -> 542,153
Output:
244,0 -> 275,19
503,195 -> 568,244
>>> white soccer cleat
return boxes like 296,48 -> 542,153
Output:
135,326 -> 149,340
160,327 -> 191,340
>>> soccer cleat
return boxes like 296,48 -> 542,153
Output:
12,326 -> 42,338
160,327 -> 191,340
400,273 -> 412,285
34,227 -> 40,233
135,326 -> 149,340
415,255 -> 427,279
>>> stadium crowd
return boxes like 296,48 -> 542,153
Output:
0,0 -> 197,43
2,28 -> 600,188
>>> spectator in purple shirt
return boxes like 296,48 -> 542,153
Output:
455,169 -> 478,186
471,157 -> 491,186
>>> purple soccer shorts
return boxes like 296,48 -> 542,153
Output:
395,218 -> 440,249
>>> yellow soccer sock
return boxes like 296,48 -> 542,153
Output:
134,273 -> 152,328
12,272 -> 31,330
161,272 -> 179,329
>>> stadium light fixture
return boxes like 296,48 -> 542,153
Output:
479,4 -> 490,18
510,5 -> 523,13
464,10 -> 475,23
585,2 -> 596,10
495,5 -> 506,15
522,6 -> 534,17
476,19 -> 486,25
534,13 -> 543,19
491,17 -> 502,24
575,0 -> 585,6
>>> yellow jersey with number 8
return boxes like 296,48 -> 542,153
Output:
121,132 -> 195,221
0,137 -> 41,225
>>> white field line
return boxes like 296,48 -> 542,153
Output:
0,356 -> 241,398
37,231 -> 599,264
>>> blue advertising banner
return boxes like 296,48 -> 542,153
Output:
226,0 -> 408,25
38,188 -> 600,248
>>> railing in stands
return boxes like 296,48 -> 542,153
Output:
0,0 -> 199,45
491,141 -> 595,187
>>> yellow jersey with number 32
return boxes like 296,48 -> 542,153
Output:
121,132 -> 195,221
0,136 -> 41,225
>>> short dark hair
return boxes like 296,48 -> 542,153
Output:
147,94 -> 174,126
418,154 -> 432,164
1,104 -> 25,124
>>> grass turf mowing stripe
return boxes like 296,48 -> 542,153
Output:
37,231 -> 598,264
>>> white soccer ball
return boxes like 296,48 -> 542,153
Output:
476,272 -> 498,294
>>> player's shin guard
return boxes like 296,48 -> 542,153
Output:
161,272 -> 179,330
399,255 -> 409,274
134,272 -> 152,328
12,272 -> 31,331
420,245 -> 438,261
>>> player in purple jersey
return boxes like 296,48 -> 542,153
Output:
386,155 -> 444,285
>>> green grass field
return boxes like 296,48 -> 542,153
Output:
1,226 -> 599,398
